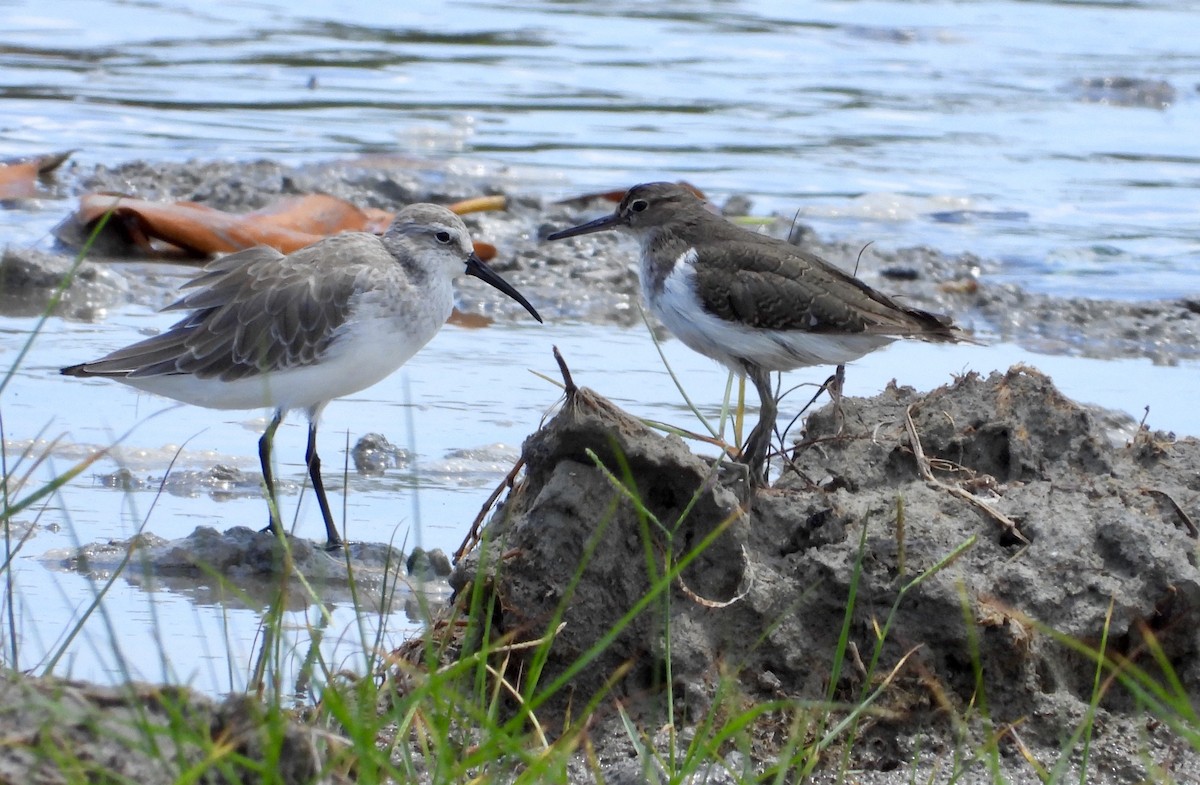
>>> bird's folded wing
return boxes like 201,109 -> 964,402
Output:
697,241 -> 958,339
81,244 -> 367,381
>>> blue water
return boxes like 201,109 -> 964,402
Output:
2,0 -> 1198,298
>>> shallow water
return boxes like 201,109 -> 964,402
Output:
2,0 -> 1198,297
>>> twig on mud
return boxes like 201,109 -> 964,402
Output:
443,623 -> 567,751
462,621 -> 567,658
779,370 -> 839,444
553,344 -> 577,395
847,641 -> 868,679
1004,725 -> 1050,780
637,417 -> 735,454
677,544 -> 752,609
777,366 -> 847,486
903,404 -> 1030,546
1139,487 -> 1199,538
455,456 -> 526,563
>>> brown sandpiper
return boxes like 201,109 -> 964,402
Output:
63,204 -> 543,549
547,181 -> 965,487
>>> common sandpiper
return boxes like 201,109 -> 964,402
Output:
547,181 -> 964,487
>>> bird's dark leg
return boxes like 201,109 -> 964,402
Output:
740,365 -> 777,488
259,410 -> 284,535
832,363 -> 846,435
305,421 -> 343,550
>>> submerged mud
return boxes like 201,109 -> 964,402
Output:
3,155 -> 1197,364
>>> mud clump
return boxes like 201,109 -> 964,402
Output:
44,526 -> 451,612
452,377 -> 750,720
448,364 -> 1200,781
0,670 -> 345,785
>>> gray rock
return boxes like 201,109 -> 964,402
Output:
352,432 -> 411,476
406,547 -> 452,579
0,246 -> 130,320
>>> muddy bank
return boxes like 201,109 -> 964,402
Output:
0,669 -> 349,785
436,361 -> 1200,783
3,155 -> 1198,364
39,525 -> 452,611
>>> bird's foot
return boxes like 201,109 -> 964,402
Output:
738,437 -> 772,490
743,459 -> 770,490
722,450 -> 771,493
748,467 -> 769,490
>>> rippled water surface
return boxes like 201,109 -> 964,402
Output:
3,0 -> 1199,296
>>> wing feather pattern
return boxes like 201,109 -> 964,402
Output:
66,239 -> 373,381
693,232 -> 956,340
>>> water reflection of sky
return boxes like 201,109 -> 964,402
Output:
2,0 -> 1198,296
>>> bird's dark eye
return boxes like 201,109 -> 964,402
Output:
629,199 -> 649,213
435,231 -> 453,244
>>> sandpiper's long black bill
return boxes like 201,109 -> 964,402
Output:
465,253 -> 543,323
546,212 -> 624,241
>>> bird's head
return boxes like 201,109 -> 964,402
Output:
546,182 -> 707,240
386,204 -> 542,323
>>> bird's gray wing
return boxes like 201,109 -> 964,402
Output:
73,240 -> 372,382
696,236 -> 957,339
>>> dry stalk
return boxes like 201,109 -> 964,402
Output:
676,544 -> 752,609
903,404 -> 1030,546
455,456 -> 526,563
1139,487 -> 1199,538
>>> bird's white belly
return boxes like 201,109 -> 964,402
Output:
646,249 -> 895,373
120,307 -> 446,415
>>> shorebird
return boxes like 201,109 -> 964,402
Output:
547,182 -> 964,486
63,203 -> 543,548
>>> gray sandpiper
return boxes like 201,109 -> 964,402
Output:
63,203 -> 543,548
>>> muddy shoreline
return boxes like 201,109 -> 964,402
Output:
3,156 -> 1199,783
5,155 -> 1199,366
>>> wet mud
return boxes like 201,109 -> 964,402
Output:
440,363 -> 1200,783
